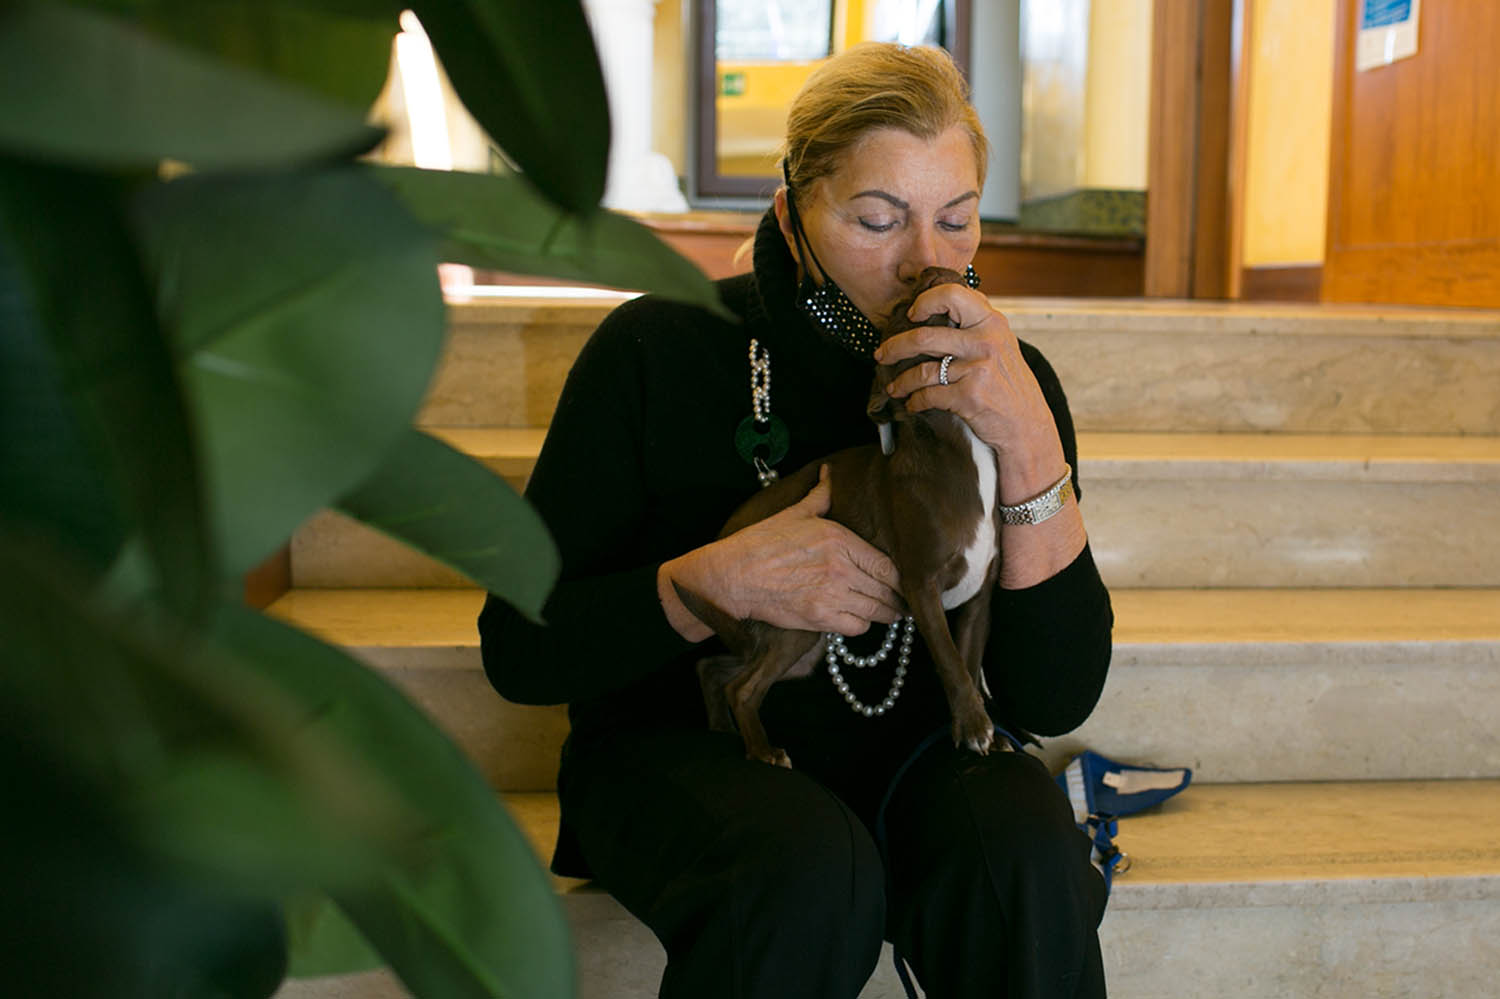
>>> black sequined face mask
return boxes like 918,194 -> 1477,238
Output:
783,178 -> 980,359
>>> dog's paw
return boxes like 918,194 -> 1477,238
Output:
964,727 -> 994,756
953,708 -> 994,756
748,747 -> 793,768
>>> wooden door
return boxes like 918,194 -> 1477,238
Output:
1323,0 -> 1500,307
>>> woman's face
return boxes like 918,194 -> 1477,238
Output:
778,124 -> 983,328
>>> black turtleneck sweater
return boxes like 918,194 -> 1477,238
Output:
478,209 -> 1113,823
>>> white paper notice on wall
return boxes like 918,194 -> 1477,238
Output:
1357,0 -> 1421,71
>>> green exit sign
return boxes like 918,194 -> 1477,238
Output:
719,71 -> 746,97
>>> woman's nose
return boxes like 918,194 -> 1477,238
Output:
898,225 -> 943,282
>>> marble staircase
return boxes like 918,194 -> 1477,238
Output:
271,294 -> 1500,998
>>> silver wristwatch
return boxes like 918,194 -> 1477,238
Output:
998,465 -> 1074,526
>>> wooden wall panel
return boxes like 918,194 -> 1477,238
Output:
1323,0 -> 1500,307
1146,0 -> 1234,298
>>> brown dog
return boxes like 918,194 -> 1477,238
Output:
675,266 -> 999,767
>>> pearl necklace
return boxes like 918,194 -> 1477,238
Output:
825,615 -> 916,717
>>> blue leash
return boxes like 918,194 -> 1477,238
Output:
871,725 -> 1027,999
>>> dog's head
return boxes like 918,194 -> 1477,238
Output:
867,266 -> 968,440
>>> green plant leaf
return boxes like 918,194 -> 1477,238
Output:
1,730 -> 289,999
74,0 -> 401,111
0,175 -> 125,572
213,605 -> 576,999
337,428 -> 560,623
407,0 -> 609,214
372,165 -> 733,319
0,533 -> 389,996
0,1 -> 381,170
130,166 -> 447,577
0,532 -> 414,899
0,158 -> 214,616
2,529 -> 572,996
284,892 -> 383,978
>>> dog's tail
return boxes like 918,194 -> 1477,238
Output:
671,580 -> 755,653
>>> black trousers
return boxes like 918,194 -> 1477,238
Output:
560,727 -> 1108,999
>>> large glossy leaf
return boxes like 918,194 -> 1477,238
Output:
0,1 -> 380,170
408,0 -> 609,214
212,606 -> 576,999
0,533 -> 412,897
2,529 -> 571,996
338,428 -> 559,622
0,535 -> 390,995
0,173 -> 125,572
373,165 -> 732,319
284,892 -> 382,978
0,159 -> 213,616
130,167 -> 446,576
2,730 -> 288,999
74,0 -> 400,111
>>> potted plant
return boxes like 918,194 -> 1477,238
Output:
0,2 -> 722,995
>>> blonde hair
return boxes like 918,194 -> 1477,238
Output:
779,43 -> 989,196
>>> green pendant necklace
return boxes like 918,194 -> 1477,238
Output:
734,338 -> 789,487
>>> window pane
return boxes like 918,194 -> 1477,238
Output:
716,0 -> 833,61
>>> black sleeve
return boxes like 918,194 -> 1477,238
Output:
477,302 -> 694,706
983,342 -> 1114,737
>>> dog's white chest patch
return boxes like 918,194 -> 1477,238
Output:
941,424 -> 998,610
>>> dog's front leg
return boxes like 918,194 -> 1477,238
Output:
953,564 -> 997,699
906,581 -> 994,755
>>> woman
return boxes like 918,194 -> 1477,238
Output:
480,43 -> 1113,999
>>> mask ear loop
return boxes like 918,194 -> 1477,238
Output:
782,162 -> 835,287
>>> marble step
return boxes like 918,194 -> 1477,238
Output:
264,587 -> 1500,787
421,293 -> 1500,434
290,430 -> 1500,590
273,779 -> 1500,999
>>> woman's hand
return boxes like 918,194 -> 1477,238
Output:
874,284 -> 1088,588
874,283 -> 1066,504
659,466 -> 904,642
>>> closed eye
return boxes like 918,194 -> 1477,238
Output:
859,218 -> 898,233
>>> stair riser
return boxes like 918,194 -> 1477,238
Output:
1101,897 -> 1500,999
273,895 -> 1500,999
1032,656 -> 1500,782
367,654 -> 568,793
293,477 -> 1500,589
419,321 -> 593,428
1029,327 -> 1500,435
1087,477 -> 1500,588
351,644 -> 1497,787
425,309 -> 1500,434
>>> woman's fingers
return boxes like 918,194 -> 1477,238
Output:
787,462 -> 833,517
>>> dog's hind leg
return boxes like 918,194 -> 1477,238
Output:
725,630 -> 824,768
953,563 -> 997,699
906,581 -> 994,755
695,655 -> 743,733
